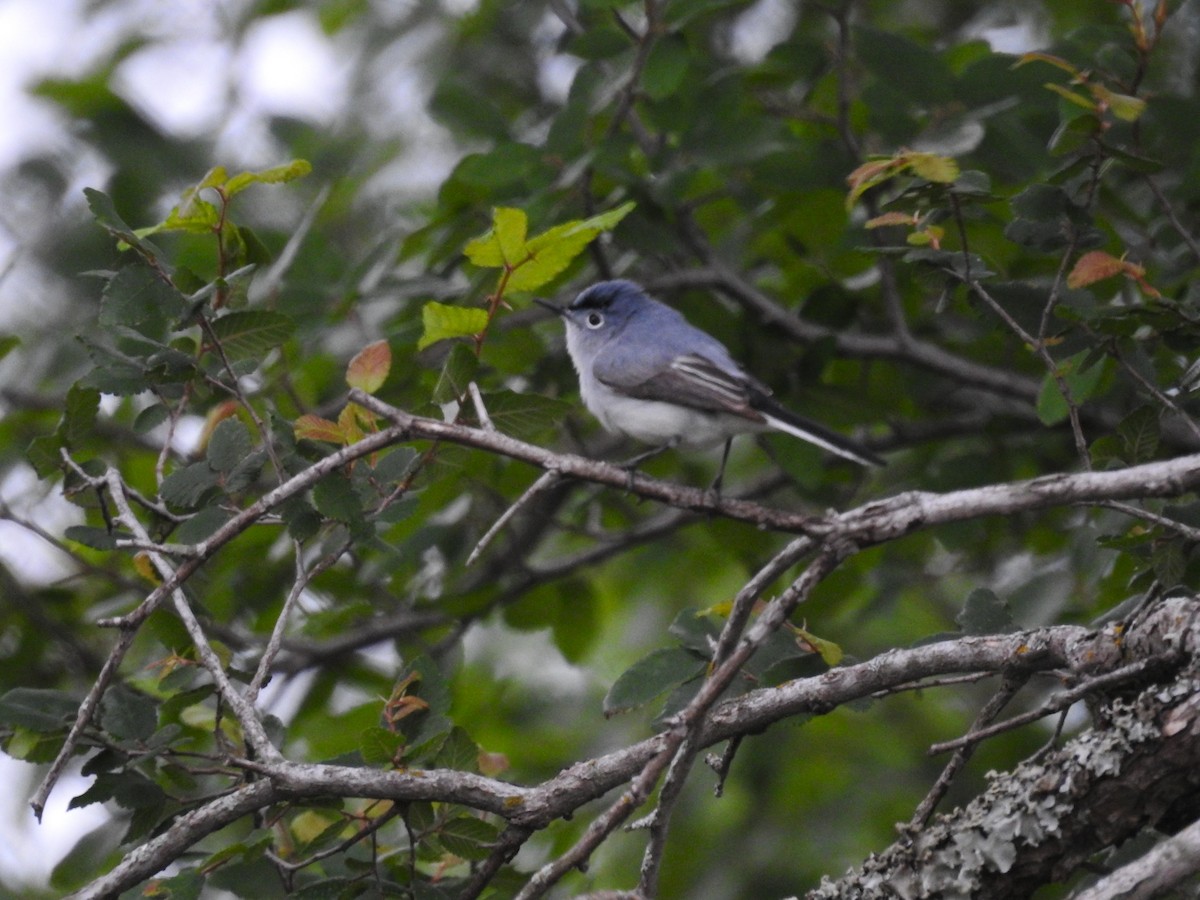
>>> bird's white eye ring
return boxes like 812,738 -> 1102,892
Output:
586,312 -> 604,329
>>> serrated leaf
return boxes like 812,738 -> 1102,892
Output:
792,627 -> 844,666
1036,352 -> 1106,426
346,340 -> 391,393
161,461 -> 220,509
370,448 -> 418,485
294,414 -> 346,445
27,433 -> 65,478
603,647 -> 706,716
61,385 -> 100,448
494,206 -> 528,264
1152,539 -> 1186,586
463,232 -> 504,268
418,302 -> 488,351
435,726 -> 479,772
956,588 -> 1013,635
173,506 -> 232,545
0,687 -> 80,731
208,310 -> 295,359
359,726 -> 405,766
506,202 -> 635,292
224,159 -> 312,197
83,188 -> 170,269
312,473 -> 363,523
101,684 -> 158,742
1118,406 -> 1160,464
432,342 -> 480,406
64,525 -> 117,551
482,390 -> 573,440
439,817 -> 499,860
99,267 -> 187,337
1067,250 -> 1126,290
846,157 -> 906,208
907,151 -> 959,183
206,418 -> 253,473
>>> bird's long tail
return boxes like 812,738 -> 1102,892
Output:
759,401 -> 884,468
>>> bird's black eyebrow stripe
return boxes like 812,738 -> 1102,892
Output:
569,286 -> 618,311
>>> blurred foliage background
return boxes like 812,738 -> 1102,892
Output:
1,0 -> 1200,896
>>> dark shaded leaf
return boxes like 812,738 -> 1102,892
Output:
209,310 -> 295,359
0,687 -> 80,731
956,588 -> 1014,635
604,647 -> 707,716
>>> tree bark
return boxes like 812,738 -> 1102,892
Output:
808,597 -> 1200,899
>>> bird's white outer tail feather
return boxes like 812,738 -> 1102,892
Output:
761,413 -> 879,467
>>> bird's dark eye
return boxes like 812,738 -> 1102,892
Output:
586,312 -> 604,329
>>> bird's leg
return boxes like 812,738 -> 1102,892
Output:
618,442 -> 673,492
708,438 -> 733,501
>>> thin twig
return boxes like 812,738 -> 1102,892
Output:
466,470 -> 563,567
103,467 -> 281,760
909,675 -> 1027,828
1092,500 -> 1200,543
929,656 -> 1170,755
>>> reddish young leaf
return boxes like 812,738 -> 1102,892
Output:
1067,251 -> 1126,289
346,339 -> 391,394
294,414 -> 346,444
865,211 -> 918,229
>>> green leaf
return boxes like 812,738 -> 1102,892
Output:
418,301 -> 488,351
553,586 -> 599,663
603,647 -> 707,716
1118,406 -> 1160,464
956,588 -> 1013,635
312,472 -> 363,523
359,725 -> 405,766
144,868 -> 204,900
1036,352 -> 1106,426
207,418 -> 254,473
133,403 -> 170,434
1090,84 -> 1145,122
173,506 -> 233,544
435,726 -> 480,772
161,461 -> 220,509
101,684 -> 158,742
439,816 -> 499,861
61,384 -> 100,448
64,525 -> 117,550
506,201 -> 636,292
83,188 -> 170,270
494,206 -> 529,265
0,334 -> 19,362
432,343 -> 480,405
208,310 -> 295,359
0,687 -> 80,731
481,390 -> 574,441
224,159 -> 313,197
643,34 -> 690,100
346,340 -> 391,393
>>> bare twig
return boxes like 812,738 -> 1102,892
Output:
928,656 -> 1171,755
909,675 -> 1027,828
466,469 -> 563,566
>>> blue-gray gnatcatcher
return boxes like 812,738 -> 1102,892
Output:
535,280 -> 883,483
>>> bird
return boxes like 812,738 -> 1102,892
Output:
534,280 -> 882,489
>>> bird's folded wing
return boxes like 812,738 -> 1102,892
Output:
595,352 -> 767,422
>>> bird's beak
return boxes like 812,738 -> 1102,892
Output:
532,296 -> 565,316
